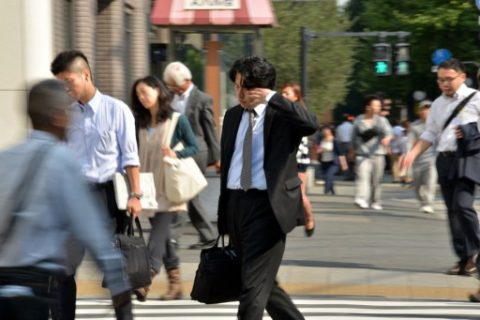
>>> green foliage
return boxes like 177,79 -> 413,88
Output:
344,0 -> 480,121
263,0 -> 355,118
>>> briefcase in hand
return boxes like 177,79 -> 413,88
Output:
190,236 -> 241,304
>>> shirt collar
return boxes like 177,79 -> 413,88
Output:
180,83 -> 194,100
29,130 -> 60,142
77,90 -> 102,113
251,103 -> 267,118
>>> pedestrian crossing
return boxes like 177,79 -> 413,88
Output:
76,298 -> 480,319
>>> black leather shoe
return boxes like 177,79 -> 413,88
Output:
188,239 -> 216,249
464,255 -> 478,276
446,262 -> 464,275
469,291 -> 480,302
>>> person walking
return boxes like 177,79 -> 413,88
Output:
51,50 -> 142,319
280,82 -> 315,236
351,94 -> 393,210
400,59 -> 480,277
409,100 -> 437,214
217,56 -> 318,319
336,114 -> 355,180
131,75 -> 198,301
0,79 -> 132,320
315,125 -> 348,195
163,61 -> 219,249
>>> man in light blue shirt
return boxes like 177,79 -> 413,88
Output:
51,50 -> 141,318
0,79 -> 132,320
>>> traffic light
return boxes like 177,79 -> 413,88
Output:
394,43 -> 410,75
373,43 -> 392,76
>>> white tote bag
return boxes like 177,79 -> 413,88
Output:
163,113 -> 208,203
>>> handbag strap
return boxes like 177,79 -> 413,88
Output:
126,216 -> 145,240
164,112 -> 181,147
0,143 -> 53,248
442,92 -> 476,131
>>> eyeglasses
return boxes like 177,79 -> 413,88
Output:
436,75 -> 461,84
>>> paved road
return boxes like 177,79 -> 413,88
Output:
77,175 -> 480,301
76,297 -> 480,319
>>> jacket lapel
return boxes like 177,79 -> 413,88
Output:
224,106 -> 244,172
185,86 -> 198,115
263,104 -> 275,158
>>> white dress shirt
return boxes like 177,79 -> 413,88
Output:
227,92 -> 275,190
172,83 -> 194,114
421,84 -> 480,152
67,90 -> 140,183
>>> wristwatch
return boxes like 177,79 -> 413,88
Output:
128,192 -> 143,200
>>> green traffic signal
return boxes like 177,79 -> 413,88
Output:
396,61 -> 409,75
374,61 -> 390,75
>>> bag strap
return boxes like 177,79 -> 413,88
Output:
0,143 -> 53,247
164,112 -> 181,147
126,216 -> 145,240
442,92 -> 477,131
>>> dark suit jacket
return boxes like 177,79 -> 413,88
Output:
184,86 -> 220,169
217,93 -> 318,235
457,121 -> 480,184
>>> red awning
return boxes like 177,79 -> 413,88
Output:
151,0 -> 276,28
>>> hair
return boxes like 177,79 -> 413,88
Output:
27,79 -> 71,128
163,61 -> 192,87
438,58 -> 466,73
50,50 -> 92,77
321,124 -> 335,136
281,82 -> 305,106
363,94 -> 383,108
228,56 -> 276,90
131,75 -> 174,128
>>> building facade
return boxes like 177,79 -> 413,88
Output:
0,0 -> 149,149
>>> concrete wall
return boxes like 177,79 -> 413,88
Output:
0,0 -> 54,149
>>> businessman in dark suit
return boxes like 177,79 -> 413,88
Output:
217,56 -> 318,319
163,61 -> 220,249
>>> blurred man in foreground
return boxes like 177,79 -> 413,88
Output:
0,79 -> 132,320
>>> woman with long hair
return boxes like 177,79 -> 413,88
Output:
281,82 -> 315,237
131,75 -> 198,301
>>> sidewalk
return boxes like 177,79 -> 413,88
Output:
76,178 -> 480,302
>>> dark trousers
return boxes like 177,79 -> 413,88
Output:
321,161 -> 339,194
226,190 -> 304,320
0,267 -> 61,320
436,154 -> 480,261
148,212 -> 178,273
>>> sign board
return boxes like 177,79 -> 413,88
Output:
184,0 -> 240,10
431,49 -> 452,65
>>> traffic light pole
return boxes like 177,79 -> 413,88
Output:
300,28 -> 410,104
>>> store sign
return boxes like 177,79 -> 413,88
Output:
184,0 -> 240,10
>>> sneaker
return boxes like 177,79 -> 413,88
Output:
371,203 -> 383,210
420,206 -> 434,214
354,199 -> 369,209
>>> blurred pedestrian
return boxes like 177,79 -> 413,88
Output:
281,82 -> 315,237
163,62 -> 219,249
351,95 -> 393,210
400,59 -> 480,277
409,100 -> 437,214
336,114 -> 355,180
217,56 -> 318,319
131,75 -> 198,301
0,79 -> 132,320
315,125 -> 348,195
51,50 -> 141,319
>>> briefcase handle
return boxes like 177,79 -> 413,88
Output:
126,216 -> 145,240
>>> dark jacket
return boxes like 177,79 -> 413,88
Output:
217,93 -> 318,235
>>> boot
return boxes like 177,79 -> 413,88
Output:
160,268 -> 183,300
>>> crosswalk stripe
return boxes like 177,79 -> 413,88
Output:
75,298 -> 480,319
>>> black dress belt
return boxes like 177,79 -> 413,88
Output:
439,151 -> 456,157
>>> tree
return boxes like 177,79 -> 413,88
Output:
342,0 -> 480,121
263,0 -> 355,119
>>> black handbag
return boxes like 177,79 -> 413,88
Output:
113,217 -> 151,290
190,235 -> 241,304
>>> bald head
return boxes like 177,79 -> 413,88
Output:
28,79 -> 71,130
